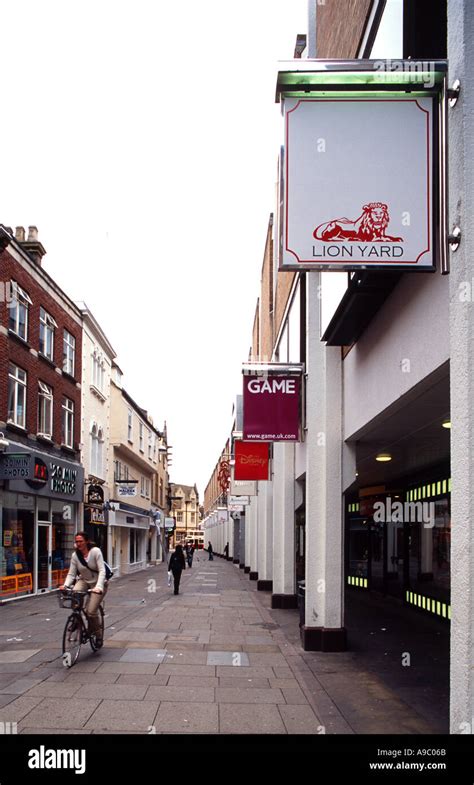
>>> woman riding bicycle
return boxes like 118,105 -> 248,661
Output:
59,531 -> 108,645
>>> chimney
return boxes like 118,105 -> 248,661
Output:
20,225 -> 47,266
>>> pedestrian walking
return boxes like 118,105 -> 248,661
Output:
168,544 -> 186,595
208,541 -> 214,561
224,542 -> 229,560
185,542 -> 194,568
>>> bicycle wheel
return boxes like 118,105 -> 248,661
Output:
89,605 -> 105,652
62,614 -> 82,667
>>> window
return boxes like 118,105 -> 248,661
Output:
61,397 -> 74,448
114,460 -> 122,481
39,307 -> 57,360
38,381 -> 53,438
140,476 -> 150,498
90,423 -> 104,477
139,422 -> 144,452
127,409 -> 133,441
8,282 -> 31,341
8,364 -> 27,428
148,430 -> 152,459
63,331 -> 76,376
129,529 -> 141,564
153,435 -> 157,462
191,512 -> 195,524
177,512 -> 183,523
91,350 -> 105,392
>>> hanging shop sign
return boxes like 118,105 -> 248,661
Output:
87,483 -> 104,504
117,485 -> 137,498
234,441 -> 269,481
228,495 -> 250,506
243,374 -> 300,441
230,471 -> 256,497
276,61 -> 448,273
217,508 -> 229,525
85,505 -> 106,526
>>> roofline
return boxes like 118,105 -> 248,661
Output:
77,301 -> 117,358
0,225 -> 82,318
122,387 -> 163,438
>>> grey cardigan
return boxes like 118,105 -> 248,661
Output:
64,547 -> 106,592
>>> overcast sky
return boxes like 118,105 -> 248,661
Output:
1,0 -> 308,497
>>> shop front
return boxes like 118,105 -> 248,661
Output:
0,446 -> 84,601
108,501 -> 150,576
346,469 -> 451,621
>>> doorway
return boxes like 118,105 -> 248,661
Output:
37,522 -> 52,592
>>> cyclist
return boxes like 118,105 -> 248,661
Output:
59,531 -> 108,645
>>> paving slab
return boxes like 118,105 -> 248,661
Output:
84,700 -> 159,732
144,685 -> 215,703
0,677 -> 44,695
157,664 -> 216,677
216,687 -> 285,704
218,677 -> 270,689
24,682 -> 83,698
167,676 -> 218,688
281,686 -> 309,705
219,703 -> 286,734
117,673 -> 170,686
109,631 -> 167,643
207,651 -> 250,666
119,648 -> 167,664
0,649 -> 41,663
154,701 -> 218,733
79,683 -> 148,700
278,704 -> 323,734
163,651 -> 208,665
97,662 -> 159,675
20,727 -> 93,734
0,695 -> 44,721
19,696 -> 101,728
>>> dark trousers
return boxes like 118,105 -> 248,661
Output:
172,569 -> 183,594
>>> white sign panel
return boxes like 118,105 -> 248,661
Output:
217,509 -> 229,525
117,485 -> 137,497
282,97 -> 434,271
230,470 -> 257,497
229,495 -> 250,506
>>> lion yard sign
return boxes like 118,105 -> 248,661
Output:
280,96 -> 435,272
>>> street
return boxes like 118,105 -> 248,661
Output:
0,556 -> 445,735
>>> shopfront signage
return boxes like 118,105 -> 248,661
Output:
243,374 -> 300,441
164,517 -> 175,531
229,495 -> 250,506
50,463 -> 77,495
0,454 -> 32,480
117,485 -> 137,497
85,505 -> 106,525
234,441 -> 269,481
281,97 -> 434,271
230,472 -> 256,497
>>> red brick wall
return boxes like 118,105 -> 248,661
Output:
0,247 -> 82,453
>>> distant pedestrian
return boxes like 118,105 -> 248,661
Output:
224,542 -> 229,560
168,544 -> 186,595
208,541 -> 214,561
185,542 -> 194,568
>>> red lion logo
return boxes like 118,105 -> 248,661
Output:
313,202 -> 403,243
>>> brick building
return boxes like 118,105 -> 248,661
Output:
0,225 -> 84,600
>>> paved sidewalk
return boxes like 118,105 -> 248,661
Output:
0,556 -> 447,734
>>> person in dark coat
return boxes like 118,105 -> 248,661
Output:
208,541 -> 214,561
224,542 -> 229,560
168,544 -> 186,595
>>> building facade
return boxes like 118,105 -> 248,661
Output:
0,225 -> 84,600
78,302 -> 116,559
203,0 -> 472,733
169,482 -> 201,546
108,367 -> 169,574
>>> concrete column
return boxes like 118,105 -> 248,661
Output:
244,503 -> 251,573
257,480 -> 273,591
303,272 -> 345,651
449,0 -> 474,734
239,512 -> 246,568
271,442 -> 297,608
249,492 -> 258,581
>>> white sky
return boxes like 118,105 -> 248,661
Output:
0,0 -> 308,498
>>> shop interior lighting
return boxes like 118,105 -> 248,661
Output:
442,419 -> 451,429
375,452 -> 392,462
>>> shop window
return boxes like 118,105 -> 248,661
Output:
129,529 -> 141,564
0,492 -> 34,598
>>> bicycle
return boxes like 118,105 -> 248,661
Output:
58,588 -> 105,668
